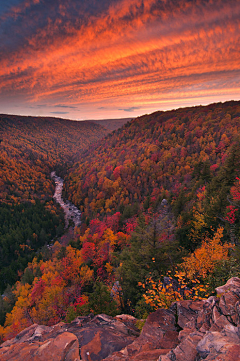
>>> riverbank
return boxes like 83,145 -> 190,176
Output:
51,171 -> 81,229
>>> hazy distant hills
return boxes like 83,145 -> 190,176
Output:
90,118 -> 133,131
0,114 -> 109,161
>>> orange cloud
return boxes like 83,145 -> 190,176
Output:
0,0 -> 239,118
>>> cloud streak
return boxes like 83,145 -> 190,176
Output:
50,111 -> 69,114
0,0 -> 239,119
54,104 -> 78,109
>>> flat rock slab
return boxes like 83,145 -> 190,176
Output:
0,314 -> 139,361
0,331 -> 80,361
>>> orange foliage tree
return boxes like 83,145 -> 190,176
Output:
1,243 -> 94,341
181,227 -> 232,279
139,227 -> 232,310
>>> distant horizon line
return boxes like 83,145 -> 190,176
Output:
1,99 -> 239,122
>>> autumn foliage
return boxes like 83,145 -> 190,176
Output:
0,114 -> 108,204
65,102 -> 240,224
0,114 -> 108,292
0,212 -> 125,341
1,101 -> 240,342
139,227 -> 232,310
181,227 -> 232,279
1,244 -> 93,339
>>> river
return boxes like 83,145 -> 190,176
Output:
51,171 -> 81,229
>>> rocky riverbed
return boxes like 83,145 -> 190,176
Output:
51,171 -> 81,229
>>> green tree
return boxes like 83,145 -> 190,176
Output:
118,208 -> 183,313
204,141 -> 240,228
88,282 -> 119,316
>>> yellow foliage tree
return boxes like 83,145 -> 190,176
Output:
3,283 -> 32,340
139,271 -> 209,310
182,226 -> 232,280
140,227 -> 232,310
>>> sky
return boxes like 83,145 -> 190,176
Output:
0,0 -> 239,120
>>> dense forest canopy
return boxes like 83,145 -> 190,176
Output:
64,101 -> 240,224
0,114 -> 108,204
0,114 -> 108,293
1,101 -> 240,343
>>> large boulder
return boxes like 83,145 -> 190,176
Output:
0,327 -> 80,361
216,277 -> 240,296
105,308 -> 179,360
68,314 -> 139,360
159,331 -> 204,361
197,324 -> 240,360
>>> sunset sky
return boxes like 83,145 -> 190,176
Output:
0,0 -> 239,120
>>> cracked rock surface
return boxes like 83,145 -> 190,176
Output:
2,278 -> 240,360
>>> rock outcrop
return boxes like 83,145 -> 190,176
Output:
159,277 -> 240,361
1,277 -> 240,361
0,314 -> 139,361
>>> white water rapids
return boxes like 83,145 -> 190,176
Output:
51,171 -> 81,229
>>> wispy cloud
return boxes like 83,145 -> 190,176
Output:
118,106 -> 141,112
54,104 -> 78,109
50,111 -> 69,115
28,104 -> 47,108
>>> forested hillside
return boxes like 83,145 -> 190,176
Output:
63,100 -> 240,309
65,101 -> 240,225
1,102 -> 240,343
0,114 -> 108,293
0,114 -> 108,204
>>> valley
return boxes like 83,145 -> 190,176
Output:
0,101 -> 240,351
